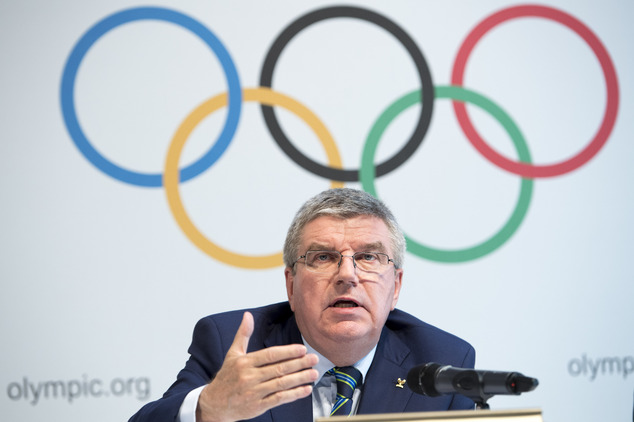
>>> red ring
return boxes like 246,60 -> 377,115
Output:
451,5 -> 619,178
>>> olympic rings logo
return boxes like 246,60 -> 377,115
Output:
60,4 -> 619,268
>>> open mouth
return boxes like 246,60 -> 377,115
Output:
331,300 -> 359,308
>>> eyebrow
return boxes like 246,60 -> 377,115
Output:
360,241 -> 387,253
305,241 -> 387,253
305,243 -> 332,252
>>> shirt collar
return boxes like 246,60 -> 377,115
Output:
302,336 -> 377,383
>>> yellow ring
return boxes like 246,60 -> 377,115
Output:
164,87 -> 344,269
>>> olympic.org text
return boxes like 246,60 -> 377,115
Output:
568,354 -> 634,381
6,375 -> 150,405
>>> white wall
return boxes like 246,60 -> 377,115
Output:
1,1 -> 632,421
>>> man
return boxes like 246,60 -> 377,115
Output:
129,188 -> 475,422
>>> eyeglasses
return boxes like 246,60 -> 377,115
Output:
293,250 -> 396,274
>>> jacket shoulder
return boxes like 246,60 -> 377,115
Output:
385,308 -> 475,367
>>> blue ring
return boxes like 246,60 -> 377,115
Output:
60,7 -> 241,187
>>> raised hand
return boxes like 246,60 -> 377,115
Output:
196,312 -> 319,422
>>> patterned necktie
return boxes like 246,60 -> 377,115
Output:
328,366 -> 363,416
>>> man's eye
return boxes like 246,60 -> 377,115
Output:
316,253 -> 336,261
359,253 -> 377,262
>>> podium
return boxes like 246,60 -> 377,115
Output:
317,408 -> 543,422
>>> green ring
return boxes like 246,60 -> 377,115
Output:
360,85 -> 533,263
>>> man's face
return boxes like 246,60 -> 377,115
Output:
285,215 -> 403,364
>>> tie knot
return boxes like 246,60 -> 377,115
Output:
329,366 -> 362,399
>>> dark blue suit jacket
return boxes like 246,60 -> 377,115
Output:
129,302 -> 475,421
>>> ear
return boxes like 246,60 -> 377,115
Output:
390,268 -> 404,310
284,266 -> 296,311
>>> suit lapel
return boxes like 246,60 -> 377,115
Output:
357,327 -> 414,414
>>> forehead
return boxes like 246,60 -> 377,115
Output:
300,215 -> 392,251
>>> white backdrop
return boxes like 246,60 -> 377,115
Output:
1,0 -> 633,421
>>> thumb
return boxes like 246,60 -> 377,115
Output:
228,311 -> 254,356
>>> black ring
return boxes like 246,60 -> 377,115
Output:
259,6 -> 434,182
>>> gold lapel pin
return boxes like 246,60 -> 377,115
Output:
395,378 -> 406,388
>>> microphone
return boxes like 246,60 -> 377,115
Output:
407,363 -> 538,399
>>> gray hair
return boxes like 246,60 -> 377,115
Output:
283,188 -> 406,270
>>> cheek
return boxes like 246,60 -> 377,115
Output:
373,280 -> 397,310
293,280 -> 318,307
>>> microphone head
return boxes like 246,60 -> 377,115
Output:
512,375 -> 539,393
406,362 -> 443,396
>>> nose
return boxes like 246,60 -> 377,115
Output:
336,254 -> 358,285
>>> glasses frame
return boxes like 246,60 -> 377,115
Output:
292,250 -> 396,273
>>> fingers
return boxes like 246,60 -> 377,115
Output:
228,311 -> 314,371
252,348 -> 319,383
259,365 -> 319,396
197,349 -> 318,422
249,343 -> 311,367
227,311 -> 254,356
196,312 -> 320,422
259,382 -> 314,410
234,366 -> 319,416
238,353 -> 319,410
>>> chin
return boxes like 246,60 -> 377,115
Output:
327,321 -> 374,342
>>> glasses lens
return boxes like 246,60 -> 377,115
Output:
353,252 -> 384,272
305,251 -> 340,272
